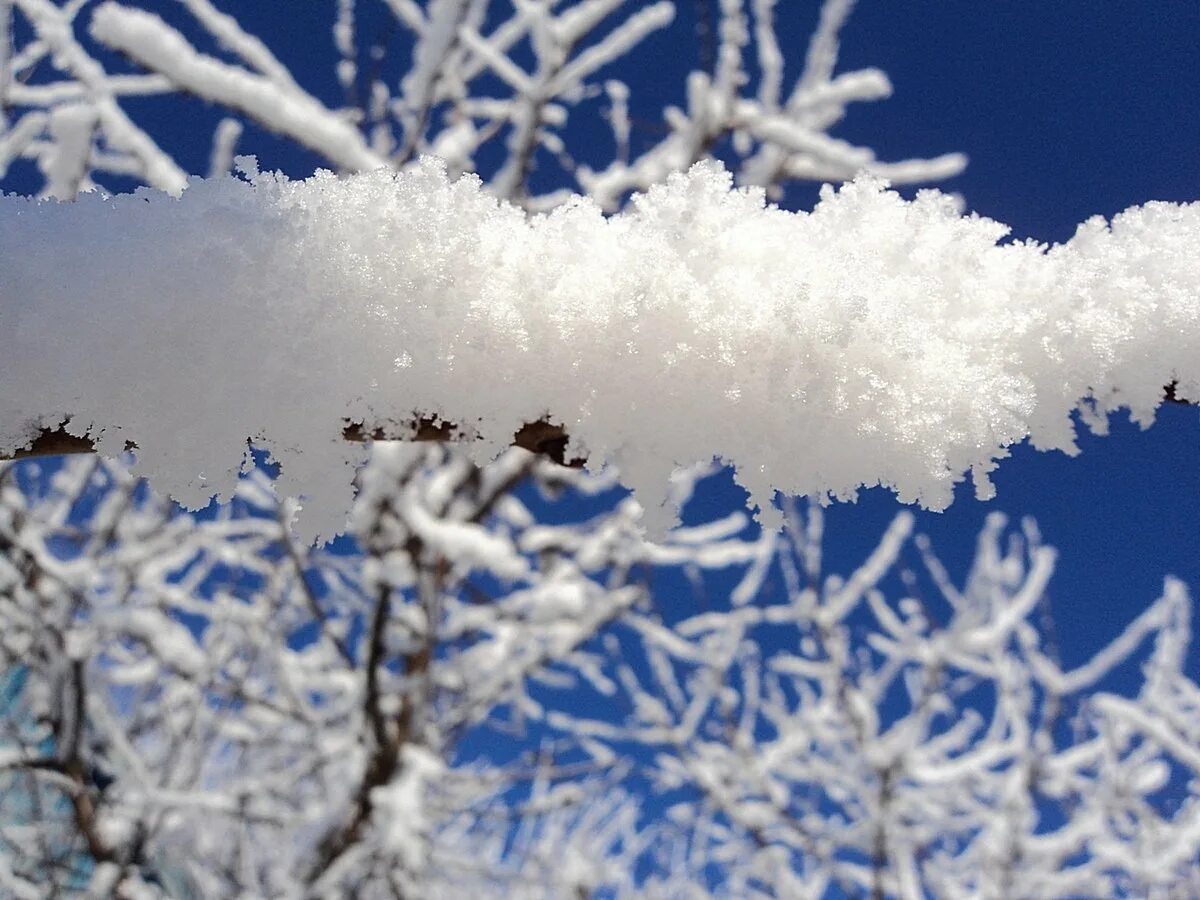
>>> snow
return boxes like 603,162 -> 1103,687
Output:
1,158 -> 1197,541
89,2 -> 386,175
5,446 -> 1178,895
15,0 -> 188,195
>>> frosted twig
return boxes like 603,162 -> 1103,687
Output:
206,116 -> 241,177
90,2 -> 387,172
14,0 -> 187,192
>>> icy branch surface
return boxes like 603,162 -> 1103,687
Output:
1,160 -> 1196,540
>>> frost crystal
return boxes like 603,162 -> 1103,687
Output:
2,159 -> 1197,541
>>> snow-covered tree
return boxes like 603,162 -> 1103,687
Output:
1,0 -> 1198,896
0,449 -> 673,896
3,454 -> 1199,896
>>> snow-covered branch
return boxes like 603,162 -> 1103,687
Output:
5,0 -> 187,194
0,0 -> 988,540
579,0 -> 965,209
2,457 -> 1196,895
554,502 -> 1200,896
2,161 -> 1196,540
0,448 -> 675,896
89,2 -> 388,174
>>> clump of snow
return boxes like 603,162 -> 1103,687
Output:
1,159 -> 1197,541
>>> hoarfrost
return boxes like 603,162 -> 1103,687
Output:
1,159 -> 1197,541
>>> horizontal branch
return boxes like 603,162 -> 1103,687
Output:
3,163 -> 1197,539
3,417 -> 585,467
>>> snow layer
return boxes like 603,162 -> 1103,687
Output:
1,159 -> 1197,541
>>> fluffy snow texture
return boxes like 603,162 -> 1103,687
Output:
1,159 -> 1197,541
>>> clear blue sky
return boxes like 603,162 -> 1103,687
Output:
7,0 -> 1200,678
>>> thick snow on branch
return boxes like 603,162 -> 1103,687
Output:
2,159 -> 1197,540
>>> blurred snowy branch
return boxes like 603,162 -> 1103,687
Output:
0,449 -> 662,896
1,0 -> 962,206
573,502 -> 1200,897
1,456 -> 1197,896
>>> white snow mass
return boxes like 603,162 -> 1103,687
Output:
1,159 -> 1197,541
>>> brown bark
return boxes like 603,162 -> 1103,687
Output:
4,417 -> 585,466
1163,381 -> 1194,406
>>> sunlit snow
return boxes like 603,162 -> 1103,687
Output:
2,158 -> 1196,541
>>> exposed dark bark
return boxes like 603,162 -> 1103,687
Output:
5,427 -> 113,460
1164,380 -> 1193,406
5,417 -> 586,467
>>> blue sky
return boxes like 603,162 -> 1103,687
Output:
6,0 -> 1200,678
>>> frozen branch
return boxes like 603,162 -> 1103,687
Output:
2,455 -> 1198,894
12,0 -> 187,193
89,3 -> 387,173
1,161 -> 1196,540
